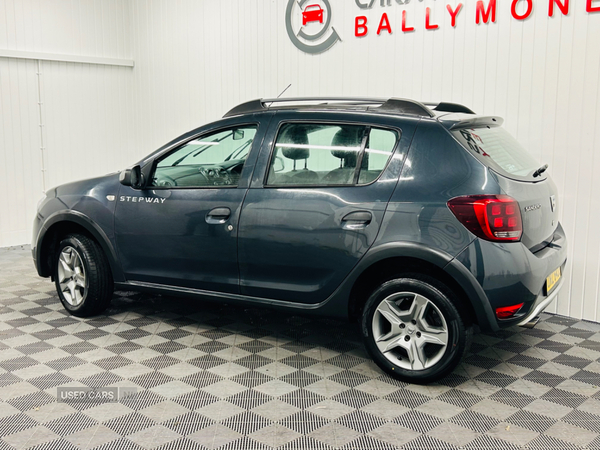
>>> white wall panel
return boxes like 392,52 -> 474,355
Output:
0,0 -> 133,247
0,57 -> 42,246
1,0 -> 600,322
41,61 -> 134,190
0,0 -> 130,58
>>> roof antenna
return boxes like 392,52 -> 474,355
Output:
277,83 -> 292,98
266,84 -> 292,108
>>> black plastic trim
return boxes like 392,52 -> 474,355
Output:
224,97 -> 436,119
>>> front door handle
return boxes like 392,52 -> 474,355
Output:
206,207 -> 231,224
341,211 -> 372,229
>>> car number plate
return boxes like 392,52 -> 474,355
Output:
546,267 -> 561,294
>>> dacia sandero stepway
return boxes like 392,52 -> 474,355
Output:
33,98 -> 567,383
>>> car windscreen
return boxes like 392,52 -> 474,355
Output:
451,127 -> 544,181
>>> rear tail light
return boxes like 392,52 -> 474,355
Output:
496,303 -> 524,319
447,195 -> 522,242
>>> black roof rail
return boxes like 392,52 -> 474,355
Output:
425,102 -> 476,115
223,97 -> 436,118
223,99 -> 266,117
224,97 -> 386,117
376,99 -> 435,117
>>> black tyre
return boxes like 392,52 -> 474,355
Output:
361,274 -> 472,384
53,234 -> 113,317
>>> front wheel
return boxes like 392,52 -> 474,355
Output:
54,234 -> 113,317
361,274 -> 471,384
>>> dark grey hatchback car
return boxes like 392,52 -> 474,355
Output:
33,98 -> 567,383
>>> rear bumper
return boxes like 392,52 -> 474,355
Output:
516,277 -> 563,327
447,223 -> 567,332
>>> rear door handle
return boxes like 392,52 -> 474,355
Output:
206,207 -> 231,224
341,211 -> 372,229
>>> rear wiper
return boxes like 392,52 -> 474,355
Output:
533,164 -> 548,178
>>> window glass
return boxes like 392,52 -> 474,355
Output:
359,128 -> 398,184
151,126 -> 257,187
452,127 -> 541,179
267,123 -> 365,186
266,123 -> 397,186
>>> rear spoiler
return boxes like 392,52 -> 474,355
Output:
424,102 -> 476,115
439,115 -> 504,130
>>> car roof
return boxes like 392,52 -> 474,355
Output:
223,97 -> 503,130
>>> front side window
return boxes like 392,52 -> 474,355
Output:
151,126 -> 257,187
266,123 -> 398,186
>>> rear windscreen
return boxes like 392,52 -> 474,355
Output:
452,127 -> 543,180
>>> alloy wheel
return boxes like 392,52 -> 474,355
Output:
371,292 -> 449,371
57,246 -> 87,306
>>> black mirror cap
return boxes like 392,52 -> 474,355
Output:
119,165 -> 144,189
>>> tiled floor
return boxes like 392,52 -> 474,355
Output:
1,245 -> 600,449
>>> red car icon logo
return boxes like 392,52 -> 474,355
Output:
302,4 -> 324,26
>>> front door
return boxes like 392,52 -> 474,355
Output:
115,122 -> 263,294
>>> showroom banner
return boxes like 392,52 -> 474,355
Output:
1,0 -> 600,323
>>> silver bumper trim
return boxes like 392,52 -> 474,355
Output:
517,278 -> 564,327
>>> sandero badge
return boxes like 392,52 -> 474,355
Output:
285,0 -> 340,54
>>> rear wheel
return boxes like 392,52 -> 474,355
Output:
361,274 -> 471,384
54,234 -> 113,317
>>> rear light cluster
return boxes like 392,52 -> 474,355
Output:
447,195 -> 522,242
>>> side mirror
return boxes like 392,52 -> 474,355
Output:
119,165 -> 144,189
233,129 -> 244,140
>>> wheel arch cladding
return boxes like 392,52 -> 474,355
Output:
348,255 -> 478,328
37,213 -> 124,282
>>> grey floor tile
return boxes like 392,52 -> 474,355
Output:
0,247 -> 599,450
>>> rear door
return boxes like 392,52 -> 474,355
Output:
237,112 -> 417,303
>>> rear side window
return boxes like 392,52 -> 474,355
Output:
266,123 -> 398,186
452,127 -> 542,180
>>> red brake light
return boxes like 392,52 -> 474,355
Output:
447,195 -> 522,242
496,303 -> 524,319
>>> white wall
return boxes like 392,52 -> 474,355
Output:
1,0 -> 600,322
0,0 -> 134,245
